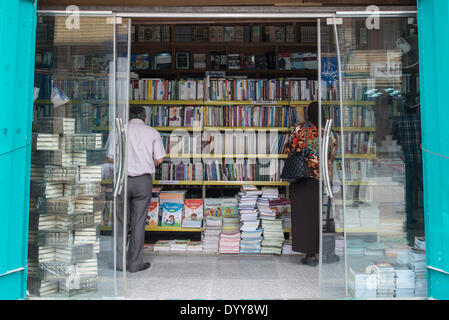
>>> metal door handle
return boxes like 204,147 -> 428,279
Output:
113,117 -> 125,197
322,119 -> 334,198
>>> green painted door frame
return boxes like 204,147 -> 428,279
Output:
417,0 -> 449,300
0,0 -> 37,300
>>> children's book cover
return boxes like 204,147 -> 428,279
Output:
147,198 -> 159,227
204,198 -> 222,217
184,199 -> 204,220
162,202 -> 183,227
221,197 -> 238,218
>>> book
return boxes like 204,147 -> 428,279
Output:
175,52 -> 190,70
147,198 -> 159,227
154,52 -> 171,70
193,53 -> 206,69
278,53 -> 291,70
204,198 -> 222,217
161,202 -> 183,227
224,26 -> 235,42
227,54 -> 241,70
184,199 -> 204,221
252,25 -> 260,42
243,54 -> 256,70
221,197 -> 238,218
131,53 -> 151,71
210,52 -> 227,70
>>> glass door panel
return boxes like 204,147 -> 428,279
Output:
28,14 -> 128,298
319,15 -> 425,299
318,18 -> 347,299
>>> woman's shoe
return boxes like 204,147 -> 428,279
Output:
301,256 -> 317,267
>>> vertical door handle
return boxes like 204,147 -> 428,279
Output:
113,117 -> 124,197
322,119 -> 334,198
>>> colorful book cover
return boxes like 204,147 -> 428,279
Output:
162,202 -> 183,227
131,53 -> 151,71
184,199 -> 204,221
221,197 -> 238,218
204,198 -> 222,217
147,198 -> 159,227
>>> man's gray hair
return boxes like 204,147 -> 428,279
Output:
129,106 -> 146,121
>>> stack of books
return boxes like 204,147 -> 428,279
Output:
392,263 -> 416,298
408,246 -> 427,296
375,263 -> 396,298
257,188 -> 280,220
348,266 -> 377,299
154,240 -> 172,252
203,216 -> 222,253
219,231 -> 241,254
347,239 -> 366,256
170,240 -> 190,252
281,239 -> 300,255
186,241 -> 203,253
261,219 -> 284,255
363,242 -> 385,257
237,185 -> 262,254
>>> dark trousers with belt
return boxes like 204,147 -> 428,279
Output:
116,174 -> 153,272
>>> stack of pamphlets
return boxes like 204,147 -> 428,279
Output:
154,240 -> 172,252
203,216 -> 222,253
392,263 -> 415,298
408,246 -> 427,296
219,231 -> 241,254
347,239 -> 365,256
170,239 -> 190,252
237,185 -> 262,253
415,236 -> 426,251
375,262 -> 396,298
364,242 -> 385,256
348,265 -> 377,299
186,241 -> 203,252
261,219 -> 284,254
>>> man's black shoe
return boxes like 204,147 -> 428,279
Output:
129,262 -> 151,273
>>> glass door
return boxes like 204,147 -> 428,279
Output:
29,13 -> 130,298
319,14 -> 425,299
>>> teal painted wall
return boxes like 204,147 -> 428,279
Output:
417,0 -> 449,300
0,0 -> 37,300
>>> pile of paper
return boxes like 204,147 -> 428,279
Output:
203,216 -> 222,253
237,185 -> 262,254
364,242 -> 385,256
170,239 -> 190,252
153,240 -> 171,252
407,247 -> 427,296
375,263 -> 396,298
186,241 -> 203,252
219,231 -> 241,254
261,219 -> 284,255
348,266 -> 377,299
347,239 -> 365,256
392,263 -> 415,298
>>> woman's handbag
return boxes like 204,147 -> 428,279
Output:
280,150 -> 309,181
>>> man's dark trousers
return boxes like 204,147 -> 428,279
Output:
116,174 -> 153,272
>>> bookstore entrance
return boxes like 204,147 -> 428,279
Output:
29,9 -> 426,299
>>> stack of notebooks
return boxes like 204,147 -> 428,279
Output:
237,185 -> 262,254
219,231 -> 241,254
347,239 -> 366,256
363,242 -> 385,257
153,240 -> 171,252
261,219 -> 284,255
408,245 -> 427,297
348,266 -> 377,299
186,241 -> 203,253
203,216 -> 222,253
375,263 -> 396,298
392,263 -> 416,298
170,240 -> 190,252
257,188 -> 280,220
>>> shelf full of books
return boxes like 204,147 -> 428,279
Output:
142,185 -> 292,255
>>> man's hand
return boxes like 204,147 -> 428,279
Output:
154,158 -> 163,166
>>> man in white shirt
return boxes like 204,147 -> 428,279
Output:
113,106 -> 165,273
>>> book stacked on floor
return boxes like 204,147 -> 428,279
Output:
154,240 -> 172,252
187,241 -> 203,252
170,239 -> 190,252
348,265 -> 377,299
203,216 -> 222,253
260,219 -> 284,255
392,263 -> 415,298
375,263 -> 396,298
257,188 -> 280,220
408,242 -> 427,297
219,231 -> 241,254
237,185 -> 262,254
347,239 -> 365,256
28,117 -> 105,297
